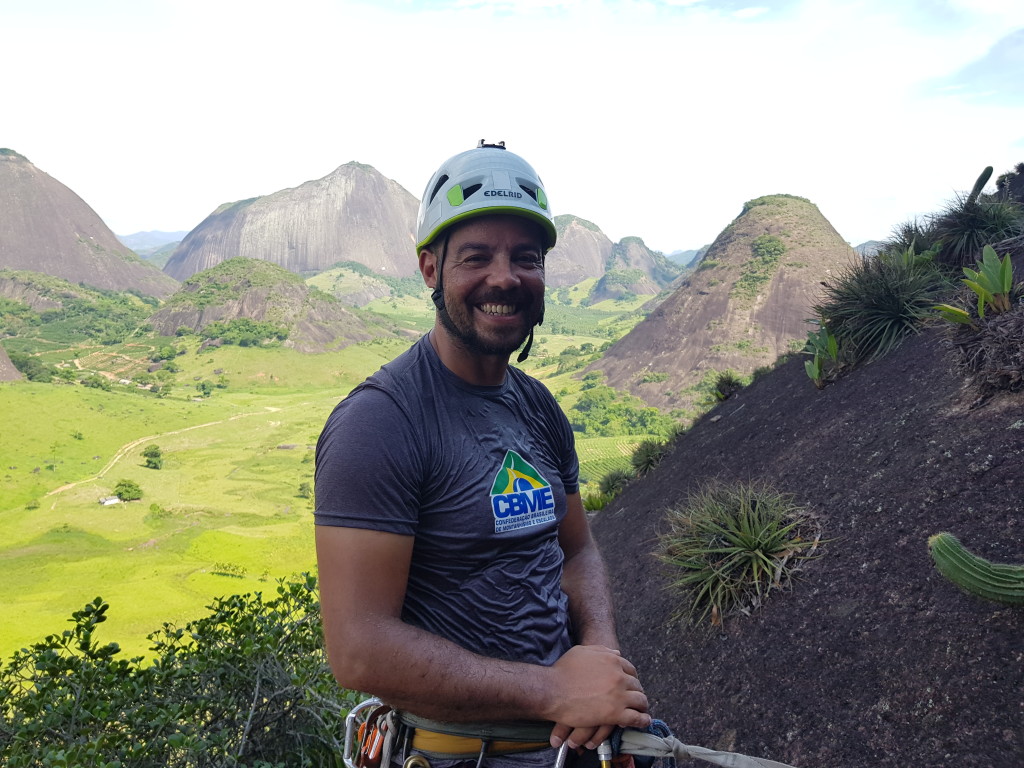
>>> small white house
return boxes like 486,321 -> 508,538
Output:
99,496 -> 120,506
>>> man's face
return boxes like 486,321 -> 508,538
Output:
430,215 -> 546,358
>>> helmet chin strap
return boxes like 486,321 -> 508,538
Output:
516,305 -> 544,364
430,235 -> 449,312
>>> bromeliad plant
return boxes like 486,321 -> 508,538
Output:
813,245 -> 950,364
802,325 -> 838,389
658,481 -> 822,627
935,245 -> 1016,325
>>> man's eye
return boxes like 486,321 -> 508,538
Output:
515,254 -> 543,266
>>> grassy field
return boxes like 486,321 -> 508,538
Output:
0,286 -> 665,659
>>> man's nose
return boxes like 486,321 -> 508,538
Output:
485,254 -> 521,289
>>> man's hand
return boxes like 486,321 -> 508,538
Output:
542,645 -> 650,750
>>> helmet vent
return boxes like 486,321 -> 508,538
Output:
462,183 -> 482,199
428,174 -> 449,205
519,184 -> 538,202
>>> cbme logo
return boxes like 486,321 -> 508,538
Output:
489,450 -> 556,533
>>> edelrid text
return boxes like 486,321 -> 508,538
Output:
492,486 -> 554,518
484,190 -> 523,198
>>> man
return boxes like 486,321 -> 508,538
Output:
315,141 -> 649,768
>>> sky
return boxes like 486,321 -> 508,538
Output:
3,0 -> 1024,254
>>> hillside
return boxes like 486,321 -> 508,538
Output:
0,150 -> 179,299
148,258 -> 401,353
162,162 -> 420,281
591,318 -> 1024,767
590,195 -> 856,410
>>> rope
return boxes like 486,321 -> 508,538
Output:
616,720 -> 799,768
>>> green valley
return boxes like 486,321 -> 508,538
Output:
0,279 -> 670,659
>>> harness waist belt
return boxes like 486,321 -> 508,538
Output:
398,712 -> 553,758
410,730 -> 550,757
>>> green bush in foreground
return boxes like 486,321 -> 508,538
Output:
658,481 -> 821,627
0,575 -> 357,767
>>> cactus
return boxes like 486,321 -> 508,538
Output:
967,166 -> 994,206
928,532 -> 1024,605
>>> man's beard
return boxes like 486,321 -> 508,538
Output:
436,290 -> 540,358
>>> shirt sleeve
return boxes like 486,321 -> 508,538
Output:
314,386 -> 423,535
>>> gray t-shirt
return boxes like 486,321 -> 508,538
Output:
315,335 -> 580,667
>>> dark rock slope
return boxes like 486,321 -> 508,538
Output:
591,321 -> 1024,768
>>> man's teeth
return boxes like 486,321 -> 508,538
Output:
480,303 -> 515,315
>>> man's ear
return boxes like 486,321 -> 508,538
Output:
419,249 -> 438,289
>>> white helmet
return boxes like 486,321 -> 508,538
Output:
415,140 -> 557,253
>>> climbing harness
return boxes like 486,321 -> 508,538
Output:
345,699 -> 800,768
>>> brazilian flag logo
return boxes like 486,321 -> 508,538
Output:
489,450 -> 556,533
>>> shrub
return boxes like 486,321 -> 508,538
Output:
582,492 -> 612,511
813,246 -> 951,363
802,325 -> 839,389
113,479 -> 142,501
929,186 -> 1023,268
713,370 -> 745,400
631,439 -> 667,477
142,444 -> 163,470
658,481 -> 821,626
0,575 -> 358,767
598,468 -> 633,497
885,218 -> 940,256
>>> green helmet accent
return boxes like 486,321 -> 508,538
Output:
415,140 -> 557,253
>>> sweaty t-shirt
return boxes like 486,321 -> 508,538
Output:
315,335 -> 580,667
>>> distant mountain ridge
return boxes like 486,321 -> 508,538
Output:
163,163 -> 420,282
592,194 -> 856,409
117,230 -> 190,254
547,215 -> 681,298
0,150 -> 179,298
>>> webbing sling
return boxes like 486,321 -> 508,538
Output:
614,721 -> 799,768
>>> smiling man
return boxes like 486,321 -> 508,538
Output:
314,142 -> 649,768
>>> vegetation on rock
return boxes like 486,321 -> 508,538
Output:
658,481 -> 820,626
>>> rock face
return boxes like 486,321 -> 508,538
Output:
163,162 -> 420,281
0,272 -> 69,311
0,150 -> 179,298
0,344 -> 22,382
148,258 -> 397,353
546,216 -> 680,296
590,194 -> 856,409
547,216 -> 613,287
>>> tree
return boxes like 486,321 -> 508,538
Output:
196,380 -> 214,397
142,445 -> 163,470
113,479 -> 142,502
0,576 -> 356,766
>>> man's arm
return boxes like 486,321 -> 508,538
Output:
559,492 -> 620,650
316,524 -> 650,729
552,492 -> 645,749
